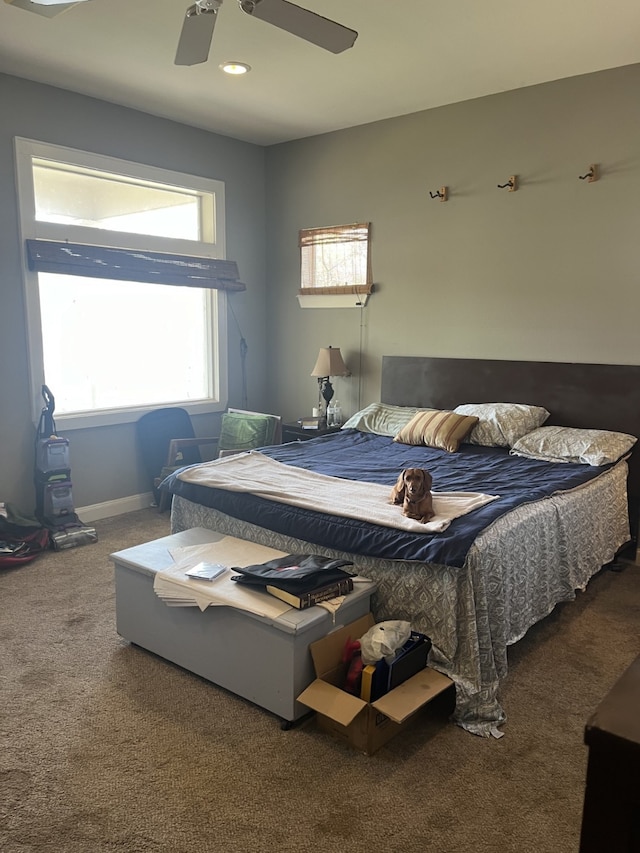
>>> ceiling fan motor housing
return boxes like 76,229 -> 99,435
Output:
194,0 -> 221,12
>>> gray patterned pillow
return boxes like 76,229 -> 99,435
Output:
341,403 -> 433,436
509,426 -> 637,466
454,403 -> 550,448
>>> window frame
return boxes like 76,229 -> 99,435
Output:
14,137 -> 229,430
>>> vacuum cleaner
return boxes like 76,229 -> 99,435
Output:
34,385 -> 98,550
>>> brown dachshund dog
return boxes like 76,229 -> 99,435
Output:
390,468 -> 435,523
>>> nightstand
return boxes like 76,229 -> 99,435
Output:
282,422 -> 342,442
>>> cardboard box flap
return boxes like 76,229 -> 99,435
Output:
308,612 -> 375,678
298,678 -> 367,727
371,667 -> 453,724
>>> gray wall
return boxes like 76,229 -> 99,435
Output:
2,63 -> 640,516
266,63 -> 640,424
0,73 -> 266,513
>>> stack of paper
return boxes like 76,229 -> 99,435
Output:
153,540 -> 292,618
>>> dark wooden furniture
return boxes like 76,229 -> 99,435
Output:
282,422 -> 342,442
579,655 -> 640,852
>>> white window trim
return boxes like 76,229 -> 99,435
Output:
297,293 -> 370,309
14,137 -> 229,430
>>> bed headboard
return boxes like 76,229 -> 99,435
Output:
381,356 -> 640,526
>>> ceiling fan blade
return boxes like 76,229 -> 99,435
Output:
3,0 -> 75,14
175,2 -> 220,67
239,0 -> 357,54
25,0 -> 90,4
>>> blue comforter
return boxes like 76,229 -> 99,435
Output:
165,429 -> 610,567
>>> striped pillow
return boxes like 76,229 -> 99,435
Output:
394,410 -> 479,453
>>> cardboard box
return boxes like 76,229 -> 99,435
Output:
297,613 -> 453,754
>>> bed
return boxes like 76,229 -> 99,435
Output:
165,356 -> 640,737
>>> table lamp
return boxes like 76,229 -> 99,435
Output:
310,346 -> 349,419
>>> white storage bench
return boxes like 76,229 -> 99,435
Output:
110,527 -> 376,725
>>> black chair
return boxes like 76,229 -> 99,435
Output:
136,407 -> 219,512
136,406 -> 282,512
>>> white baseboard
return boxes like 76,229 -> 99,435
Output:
76,492 -> 155,523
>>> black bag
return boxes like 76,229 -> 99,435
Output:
0,517 -> 50,569
231,554 -> 354,594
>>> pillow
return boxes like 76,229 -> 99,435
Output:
509,426 -> 637,466
454,403 -> 550,447
219,412 -> 271,452
341,403 -> 432,436
393,410 -> 479,453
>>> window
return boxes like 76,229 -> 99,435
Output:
298,222 -> 373,304
15,138 -> 233,429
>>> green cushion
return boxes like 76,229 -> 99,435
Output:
219,412 -> 273,453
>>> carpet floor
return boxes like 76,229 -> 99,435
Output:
1,508 -> 638,853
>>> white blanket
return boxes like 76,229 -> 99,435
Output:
177,451 -> 498,534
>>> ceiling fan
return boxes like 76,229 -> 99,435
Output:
18,0 -> 359,65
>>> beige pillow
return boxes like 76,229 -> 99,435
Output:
394,410 -> 479,453
454,402 -> 550,447
510,426 -> 637,466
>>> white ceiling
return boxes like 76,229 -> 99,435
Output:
1,0 -> 639,146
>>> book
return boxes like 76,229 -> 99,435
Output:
387,632 -> 431,690
359,634 -> 432,702
184,562 -> 227,581
360,664 -> 377,702
360,659 -> 390,702
265,576 -> 354,609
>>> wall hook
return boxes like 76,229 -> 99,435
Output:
497,175 -> 517,192
429,186 -> 448,202
579,164 -> 598,183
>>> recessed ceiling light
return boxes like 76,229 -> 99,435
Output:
220,62 -> 251,75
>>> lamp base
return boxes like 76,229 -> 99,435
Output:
320,377 -> 334,409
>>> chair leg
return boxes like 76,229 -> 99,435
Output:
158,488 -> 171,513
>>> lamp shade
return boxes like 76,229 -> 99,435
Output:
310,346 -> 349,378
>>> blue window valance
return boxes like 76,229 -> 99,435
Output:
26,239 -> 246,292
